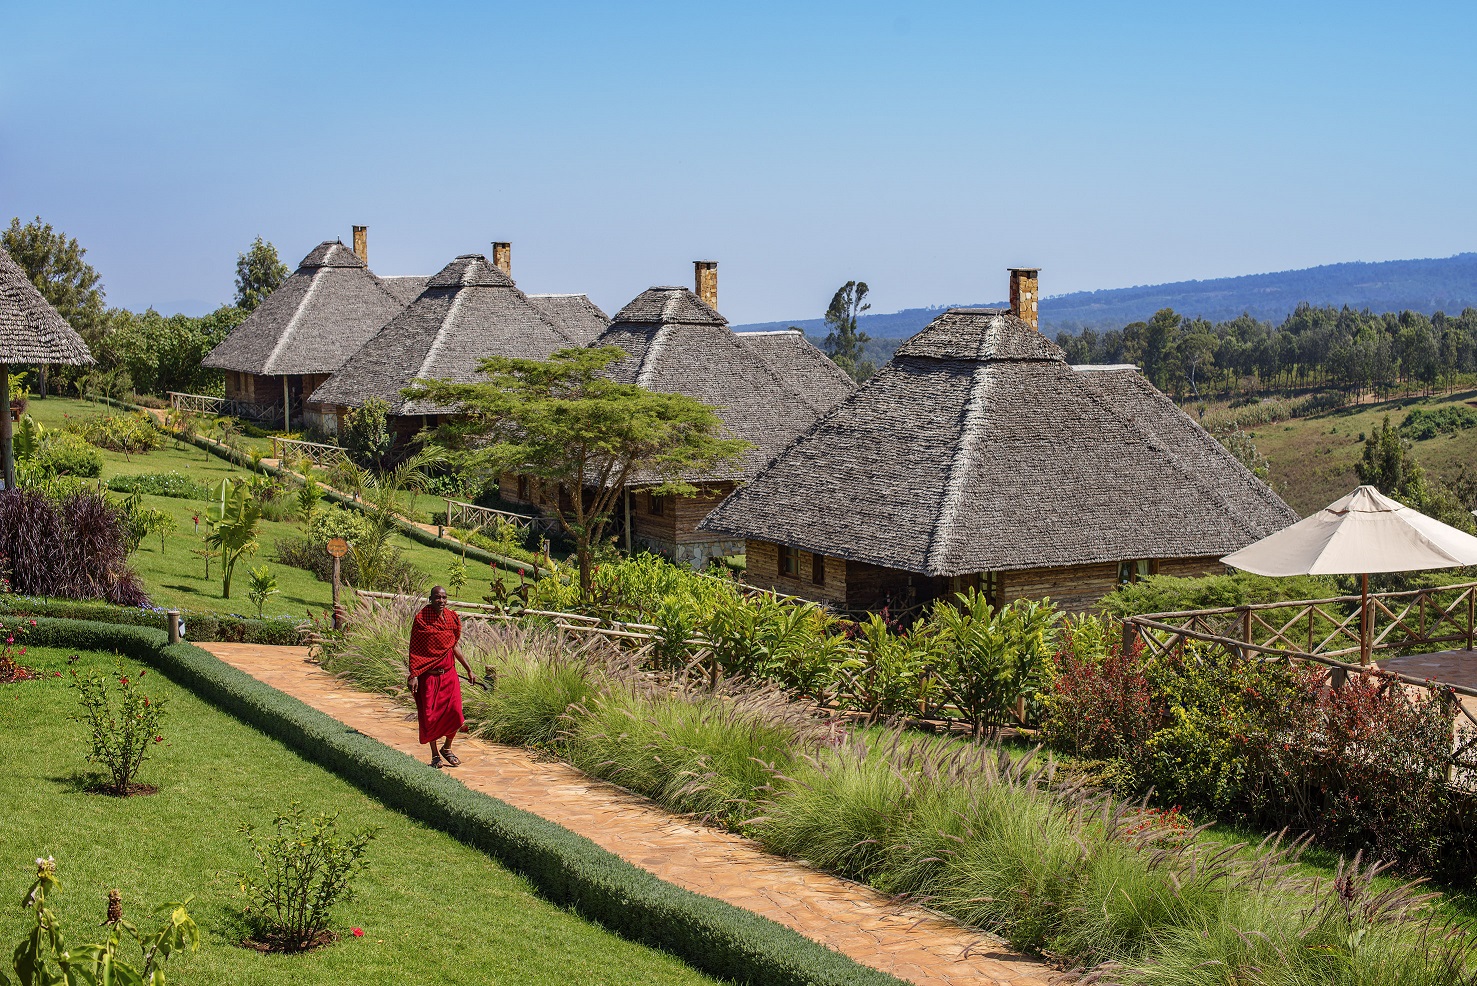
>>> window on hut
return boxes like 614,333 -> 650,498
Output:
779,544 -> 799,577
648,492 -> 665,516
811,552 -> 825,586
1118,559 -> 1157,584
517,475 -> 530,501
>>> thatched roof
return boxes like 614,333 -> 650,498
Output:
597,287 -> 855,481
202,241 -> 408,377
381,276 -> 429,305
0,245 -> 93,366
700,307 -> 1298,575
308,254 -> 604,415
528,293 -> 609,345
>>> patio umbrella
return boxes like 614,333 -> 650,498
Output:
1222,485 -> 1477,664
0,245 -> 94,489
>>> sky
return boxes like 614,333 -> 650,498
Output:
3,0 -> 1475,324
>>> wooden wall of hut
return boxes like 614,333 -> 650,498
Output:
743,540 -> 1228,614
631,484 -> 734,547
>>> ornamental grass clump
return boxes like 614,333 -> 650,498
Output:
70,661 -> 167,795
237,802 -> 379,952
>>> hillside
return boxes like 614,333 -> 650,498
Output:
1216,390 -> 1477,517
735,252 -> 1477,348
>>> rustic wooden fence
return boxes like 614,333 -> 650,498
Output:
271,436 -> 349,469
1122,581 -> 1477,781
444,498 -> 559,537
169,391 -> 282,424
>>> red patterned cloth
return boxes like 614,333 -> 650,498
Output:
408,606 -> 463,744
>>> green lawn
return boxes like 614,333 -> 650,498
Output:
24,397 -> 509,617
1,645 -> 720,986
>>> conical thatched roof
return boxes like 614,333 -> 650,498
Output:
700,307 -> 1298,575
596,287 -> 856,481
202,241 -> 408,377
308,254 -> 608,415
0,245 -> 93,365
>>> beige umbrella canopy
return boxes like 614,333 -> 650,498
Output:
1222,485 -> 1477,663
0,244 -> 95,489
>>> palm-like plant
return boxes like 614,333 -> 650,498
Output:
206,481 -> 262,599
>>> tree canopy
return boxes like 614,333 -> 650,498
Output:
3,216 -> 107,342
234,237 -> 289,312
823,281 -> 875,381
408,346 -> 749,595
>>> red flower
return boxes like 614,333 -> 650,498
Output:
51,671 -> 62,678
352,927 -> 364,937
153,735 -> 164,743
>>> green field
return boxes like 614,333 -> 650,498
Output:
0,646 -> 718,986
23,398 -> 507,617
1202,389 -> 1477,516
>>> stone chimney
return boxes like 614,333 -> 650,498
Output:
1008,268 -> 1040,330
491,242 -> 512,275
694,260 -> 718,309
352,226 -> 368,265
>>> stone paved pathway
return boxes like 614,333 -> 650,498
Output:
200,642 -> 1058,986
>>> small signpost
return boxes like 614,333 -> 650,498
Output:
326,537 -> 349,628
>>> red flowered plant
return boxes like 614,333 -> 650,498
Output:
70,661 -> 168,795
0,617 -> 35,683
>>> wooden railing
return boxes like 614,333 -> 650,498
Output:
168,392 -> 282,424
271,436 -> 348,468
444,498 -> 559,537
1124,582 -> 1477,784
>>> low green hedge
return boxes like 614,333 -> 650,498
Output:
24,618 -> 903,986
0,598 -> 302,645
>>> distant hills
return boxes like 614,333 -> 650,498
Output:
733,253 -> 1477,347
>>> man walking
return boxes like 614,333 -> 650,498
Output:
407,585 -> 475,768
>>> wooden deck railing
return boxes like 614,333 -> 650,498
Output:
271,436 -> 348,468
1123,582 -> 1477,782
168,391 -> 282,424
443,498 -> 559,537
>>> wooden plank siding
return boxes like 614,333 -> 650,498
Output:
744,540 -> 1229,614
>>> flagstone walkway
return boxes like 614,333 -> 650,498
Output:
200,642 -> 1059,986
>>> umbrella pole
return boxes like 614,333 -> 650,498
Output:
1360,572 -> 1371,667
0,363 -> 12,490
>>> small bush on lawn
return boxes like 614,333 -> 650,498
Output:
107,471 -> 211,499
238,802 -> 379,952
64,410 -> 164,455
70,660 -> 168,795
0,489 -> 149,605
1402,404 -> 1477,440
30,430 -> 104,477
3,858 -> 199,986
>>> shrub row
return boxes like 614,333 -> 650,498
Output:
0,597 -> 302,645
24,617 -> 904,986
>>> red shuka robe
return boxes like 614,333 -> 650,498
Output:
408,606 -> 464,744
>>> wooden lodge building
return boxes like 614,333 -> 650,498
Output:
501,262 -> 856,567
305,247 -> 608,442
699,269 -> 1299,613
202,229 -> 423,430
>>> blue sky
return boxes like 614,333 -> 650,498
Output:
3,0 -> 1474,324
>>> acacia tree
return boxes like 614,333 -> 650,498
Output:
823,280 -> 875,381
408,346 -> 749,596
234,237 -> 289,312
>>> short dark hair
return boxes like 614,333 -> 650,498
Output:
429,585 -> 447,599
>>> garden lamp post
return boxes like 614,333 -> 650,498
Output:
0,245 -> 94,488
1222,485 -> 1477,665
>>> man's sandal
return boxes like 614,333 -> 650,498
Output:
441,751 -> 461,767
430,756 -> 443,769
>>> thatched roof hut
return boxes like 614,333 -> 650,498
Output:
597,285 -> 855,481
700,298 -> 1297,609
202,240 -> 407,381
0,244 -> 95,487
308,253 -> 608,417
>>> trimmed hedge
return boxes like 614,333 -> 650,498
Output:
0,597 -> 302,645
24,618 -> 904,986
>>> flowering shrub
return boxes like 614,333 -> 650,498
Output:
237,803 -> 379,952
1039,622 -> 1155,761
0,618 -> 34,683
70,661 -> 168,795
